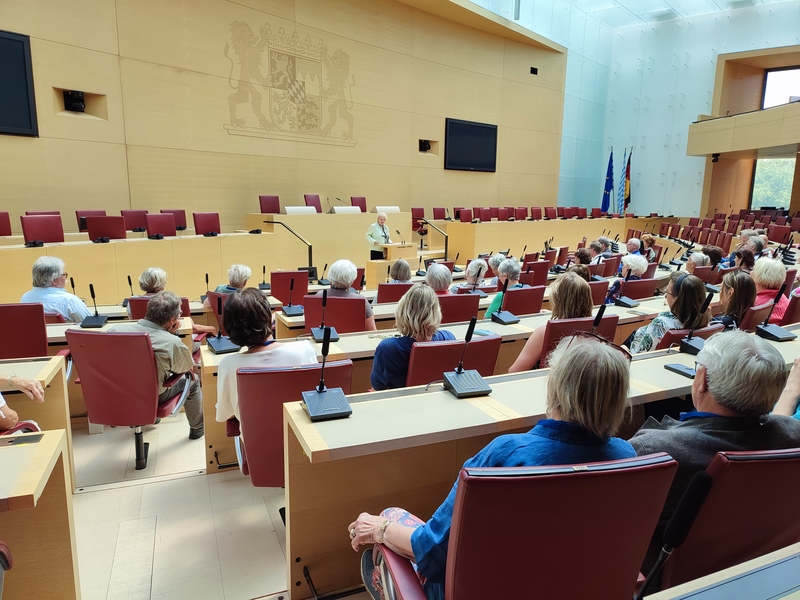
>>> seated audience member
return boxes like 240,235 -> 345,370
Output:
487,253 -> 505,287
774,357 -> 800,420
204,263 -> 251,308
721,228 -> 757,267
351,335 -> 634,600
605,254 -> 648,305
20,256 -> 91,323
732,247 -> 755,272
756,229 -> 773,258
685,252 -> 709,274
628,272 -> 709,353
215,288 -> 317,425
574,248 -> 591,265
625,238 -> 641,256
451,259 -> 487,293
702,245 -> 724,268
566,264 -> 590,282
641,234 -> 658,263
0,373 -> 45,430
112,291 -> 204,439
630,331 -> 800,574
486,259 -> 524,316
746,235 -> 765,259
425,263 -> 452,295
320,259 -> 377,331
598,237 -> 613,259
370,285 -> 456,390
710,270 -> 756,331
752,258 -> 789,324
588,241 -> 606,265
509,272 -> 593,372
389,259 -> 412,284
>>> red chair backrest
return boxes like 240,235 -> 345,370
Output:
669,223 -> 681,237
270,270 -> 309,306
459,209 -> 473,223
604,254 -> 622,276
785,268 -> 797,297
739,301 -> 774,332
652,244 -> 664,263
236,360 -> 352,486
75,210 -> 106,232
304,194 -> 322,213
406,335 -> 501,387
539,315 -> 619,367
691,265 -> 713,283
688,217 -> 699,226
438,294 -> 480,324
433,207 -> 445,220
662,448 -> 800,588
160,209 -> 187,229
44,311 -> 66,324
592,208 -> 603,218
780,293 -> 800,326
351,196 -> 367,212
0,211 -> 10,236
515,207 -> 527,220
497,208 -> 509,221
479,208 -> 491,222
20,215 -> 64,244
543,249 -> 557,265
375,283 -> 413,304
713,219 -> 725,230
0,303 -> 48,359
587,262 -> 605,277
654,323 -> 724,350
522,252 -> 539,264
303,295 -> 367,334
354,267 -> 365,289
659,222 -> 670,236
259,195 -> 280,213
555,246 -> 569,266
25,210 -> 60,216
192,212 -> 221,235
697,228 -> 710,245
444,454 -> 677,600
438,261 -> 454,273
545,207 -> 557,220
120,209 -> 148,231
701,218 -> 713,229
707,229 -> 720,246
501,286 -> 545,316
86,216 -> 127,240
619,278 -> 659,300
769,224 -> 792,244
706,265 -> 735,286
65,330 -> 160,426
206,291 -> 232,335
577,207 -> 587,219
145,213 -> 177,237
530,207 -> 542,220
128,296 -> 151,320
718,231 -> 733,253
588,280 -> 610,306
643,262 -> 658,279
519,261 -> 551,287
411,207 -> 424,219
726,219 -> 739,235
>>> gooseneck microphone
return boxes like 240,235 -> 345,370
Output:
311,289 -> 338,342
634,472 -> 713,600
80,283 -> 109,328
259,265 -> 270,291
680,292 -> 714,354
70,277 -> 76,296
301,326 -> 352,421
756,283 -> 797,342
395,229 -> 406,245
216,297 -> 224,339
282,277 -> 304,316
122,275 -> 134,307
416,257 -> 426,277
491,278 -> 520,325
200,273 -> 209,303
207,296 -> 240,354
319,263 -> 330,286
591,303 -> 606,333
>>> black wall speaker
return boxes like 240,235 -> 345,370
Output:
63,90 -> 85,113
419,139 -> 431,152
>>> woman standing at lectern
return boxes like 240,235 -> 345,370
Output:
366,212 -> 392,260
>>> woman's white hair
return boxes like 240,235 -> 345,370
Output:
621,254 -> 648,276
376,212 -> 387,220
751,257 -> 785,290
497,259 -> 520,281
466,259 -> 487,281
689,252 -> 709,266
138,267 -> 167,293
425,263 -> 452,292
227,264 -> 252,287
328,259 -> 358,289
487,254 -> 505,271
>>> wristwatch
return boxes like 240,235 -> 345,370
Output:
378,520 -> 390,544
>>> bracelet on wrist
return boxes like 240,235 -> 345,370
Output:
378,520 -> 390,544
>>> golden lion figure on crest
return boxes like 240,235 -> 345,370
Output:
225,21 -> 273,130
320,46 -> 355,140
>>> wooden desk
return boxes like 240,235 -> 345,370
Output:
0,430 -> 80,599
283,331 -> 800,598
378,243 -> 417,261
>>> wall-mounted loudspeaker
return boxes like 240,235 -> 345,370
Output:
419,139 -> 431,152
63,90 -> 85,113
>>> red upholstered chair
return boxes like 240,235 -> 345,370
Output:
438,294 -> 480,324
739,301 -> 774,332
377,454 -> 677,600
160,209 -> 187,230
587,263 -> 605,277
86,216 -> 127,240
127,296 -> 151,320
44,311 -> 66,324
519,261 -> 551,287
654,323 -> 725,350
697,228 -> 709,245
0,304 -> 71,379
555,246 -> 569,266
75,210 -> 106,232
0,211 -> 10,236
545,206 -> 557,220
769,224 -> 792,245
515,207 -> 527,220
563,207 -> 573,219
411,207 -> 426,236
688,217 -> 699,226
557,207 -> 565,218
489,207 -> 499,219
652,244 -> 664,263
479,208 -> 491,222
718,231 -> 733,253
235,361 -> 352,486
530,207 -> 543,220
270,270 -> 309,306
432,207 -> 446,220
354,267 -> 366,289
459,209 -> 473,223
192,212 -> 221,235
589,280 -> 610,306
375,283 -> 413,304
780,294 -> 800,326
592,208 -> 603,218
725,219 -> 740,235
453,206 -> 465,219
145,213 -> 177,237
438,261 -> 454,273
259,195 -> 280,213
776,216 -> 788,226
205,291 -> 232,335
66,330 -> 194,469
405,335 -> 502,386
713,219 -> 725,231
691,265 -> 713,283
707,229 -> 720,247
643,263 -> 658,279
577,237 -> 587,249
661,448 -> 800,589
669,223 -> 681,238
700,218 -> 713,229
522,252 -> 540,264
303,294 -> 367,334
120,209 -> 149,231
706,265 -> 736,286
20,215 -> 64,244
577,207 -> 587,219
538,315 -> 619,368
0,420 -> 42,435
304,194 -> 322,213
500,286 -> 545,316
25,210 -> 60,216
497,208 -> 509,221
659,222 -> 670,236
785,268 -> 797,297
544,248 -> 557,265
604,254 -> 622,276
619,278 -> 659,300
351,196 -> 367,212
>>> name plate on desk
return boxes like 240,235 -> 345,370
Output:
331,206 -> 361,214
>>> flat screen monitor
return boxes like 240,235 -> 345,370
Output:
0,30 -> 38,137
444,118 -> 497,173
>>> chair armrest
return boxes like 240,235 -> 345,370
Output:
226,417 -> 240,437
193,333 -> 207,343
163,371 -> 193,389
0,420 -> 41,436
375,546 -> 427,600
55,349 -> 73,381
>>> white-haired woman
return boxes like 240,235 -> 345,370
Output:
134,267 -> 217,336
321,259 -> 377,330
450,258 -> 488,293
685,252 -> 709,274
605,254 -> 648,304
366,212 -> 392,260
753,258 -> 789,324
203,264 -> 251,307
425,263 -> 452,295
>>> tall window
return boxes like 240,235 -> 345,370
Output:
751,158 -> 795,210
762,67 -> 800,109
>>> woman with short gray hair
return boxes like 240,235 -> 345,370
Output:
486,259 -> 524,316
203,264 -> 251,308
450,258 -> 487,293
319,259 -> 377,330
425,263 -> 453,294
752,258 -> 789,324
366,212 -> 391,260
605,254 -> 648,305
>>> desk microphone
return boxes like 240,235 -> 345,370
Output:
200,273 -> 209,303
453,252 -> 463,273
311,289 -> 339,343
259,265 -> 271,291
386,264 -> 391,282
335,197 -> 348,205
756,283 -> 797,342
395,229 -> 406,245
206,296 -> 240,354
359,274 -> 366,293
614,270 -> 640,309
520,245 -> 527,261
491,278 -> 520,325
416,257 -> 426,277
668,248 -> 684,269
443,317 -> 492,398
326,197 -> 332,213
445,208 -> 452,221
282,277 -> 304,316
122,275 -> 134,307
591,304 -> 606,333
70,277 -> 76,296
80,284 -> 109,328
680,292 -> 715,354
302,326 -> 352,421
634,472 -> 713,600
318,263 -> 331,286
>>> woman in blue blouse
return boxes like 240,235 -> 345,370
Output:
370,284 -> 456,390
351,335 -> 635,599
